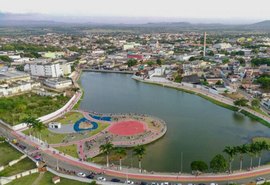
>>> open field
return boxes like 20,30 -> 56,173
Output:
7,171 -> 92,185
0,94 -> 69,125
0,142 -> 22,166
0,157 -> 36,176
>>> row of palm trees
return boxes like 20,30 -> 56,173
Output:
223,141 -> 269,173
99,142 -> 146,172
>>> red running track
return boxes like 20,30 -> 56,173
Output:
108,120 -> 146,136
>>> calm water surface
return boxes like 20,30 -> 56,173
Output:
80,72 -> 270,172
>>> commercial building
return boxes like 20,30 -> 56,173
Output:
43,78 -> 72,89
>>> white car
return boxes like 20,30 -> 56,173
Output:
97,176 -> 106,181
256,177 -> 266,182
125,180 -> 134,184
210,183 -> 218,185
77,172 -> 86,178
161,183 -> 170,185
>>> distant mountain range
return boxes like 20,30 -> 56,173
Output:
0,13 -> 270,31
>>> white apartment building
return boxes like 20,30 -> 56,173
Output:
26,63 -> 63,77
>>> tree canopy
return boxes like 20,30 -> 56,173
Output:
210,154 -> 227,173
190,160 -> 208,172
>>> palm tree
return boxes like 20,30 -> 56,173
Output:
99,142 -> 114,168
256,141 -> 269,167
247,143 -> 257,169
223,146 -> 237,173
114,147 -> 127,170
133,145 -> 146,173
236,144 -> 248,171
24,117 -> 46,138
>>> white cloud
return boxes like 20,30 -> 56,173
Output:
0,0 -> 270,20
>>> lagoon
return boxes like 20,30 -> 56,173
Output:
80,72 -> 270,173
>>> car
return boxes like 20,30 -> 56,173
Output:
97,176 -> 106,181
256,177 -> 266,182
86,174 -> 94,179
198,183 -> 206,185
77,172 -> 86,178
111,178 -> 121,182
125,180 -> 134,184
210,183 -> 218,185
161,183 -> 170,185
140,182 -> 148,185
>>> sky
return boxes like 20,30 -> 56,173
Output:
0,0 -> 270,23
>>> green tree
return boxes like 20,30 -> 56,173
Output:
254,141 -> 269,167
251,99 -> 260,108
23,117 -> 46,138
234,98 -> 249,107
223,146 -> 237,173
0,55 -> 12,63
127,59 -> 138,67
247,143 -> 258,169
156,59 -> 162,66
236,144 -> 248,171
210,154 -> 228,173
238,58 -> 245,65
147,61 -> 155,67
189,57 -> 196,61
190,160 -> 208,173
256,75 -> 270,90
99,142 -> 114,168
114,147 -> 127,170
133,145 -> 146,173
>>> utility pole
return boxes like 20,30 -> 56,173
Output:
203,32 -> 207,57
180,152 -> 183,173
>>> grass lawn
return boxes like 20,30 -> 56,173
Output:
23,122 -> 109,144
252,137 -> 270,145
55,144 -> 78,158
55,112 -> 84,125
0,142 -> 22,166
0,157 -> 36,176
7,171 -> 92,185
89,122 -> 109,136
0,93 -> 70,125
23,129 -> 67,144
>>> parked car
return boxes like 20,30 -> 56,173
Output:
111,178 -> 121,182
161,182 -> 170,185
77,172 -> 86,178
140,182 -> 147,185
256,177 -> 266,183
97,176 -> 106,181
86,174 -> 94,179
125,180 -> 134,184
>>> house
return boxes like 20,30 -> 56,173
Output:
52,176 -> 61,184
213,43 -> 232,50
182,74 -> 200,84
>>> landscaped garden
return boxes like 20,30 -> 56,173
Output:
23,112 -> 109,144
0,94 -> 70,125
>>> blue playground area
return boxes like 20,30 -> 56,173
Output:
74,117 -> 98,132
90,114 -> 112,121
